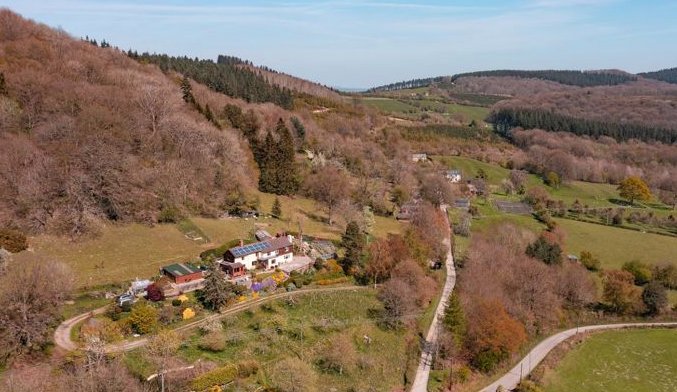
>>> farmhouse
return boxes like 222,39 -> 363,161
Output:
224,235 -> 294,270
161,263 -> 204,284
445,169 -> 462,183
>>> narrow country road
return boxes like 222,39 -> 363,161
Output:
411,205 -> 456,392
54,285 -> 368,353
479,321 -> 677,392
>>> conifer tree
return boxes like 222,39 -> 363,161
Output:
180,76 -> 194,103
272,197 -> 282,219
0,73 -> 7,96
340,221 -> 365,274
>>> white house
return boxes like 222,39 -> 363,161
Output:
223,235 -> 294,270
445,169 -> 462,183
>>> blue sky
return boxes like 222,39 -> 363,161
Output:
3,0 -> 677,88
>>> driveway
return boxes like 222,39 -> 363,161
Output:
410,205 -> 456,391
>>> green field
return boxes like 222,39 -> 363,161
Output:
176,289 -> 414,391
556,218 -> 677,268
360,97 -> 489,123
543,329 -> 677,392
15,193 -> 402,289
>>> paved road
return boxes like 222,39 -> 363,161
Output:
54,285 -> 368,353
479,321 -> 677,392
410,205 -> 456,392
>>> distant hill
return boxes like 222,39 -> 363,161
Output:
450,69 -> 637,87
639,67 -> 677,84
366,76 -> 448,93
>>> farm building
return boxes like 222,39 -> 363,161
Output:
224,235 -> 294,270
161,263 -> 204,284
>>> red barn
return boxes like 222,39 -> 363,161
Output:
161,263 -> 203,284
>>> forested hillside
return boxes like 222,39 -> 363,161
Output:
0,11 -> 254,235
490,107 -> 677,144
639,67 -> 677,84
366,76 -> 448,92
451,69 -> 636,87
130,52 -> 295,109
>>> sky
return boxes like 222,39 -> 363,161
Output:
3,0 -> 677,88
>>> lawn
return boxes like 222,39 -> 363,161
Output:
175,289 -> 414,391
15,193 -> 402,289
15,223 -> 208,289
556,218 -> 677,268
543,329 -> 677,392
360,97 -> 418,113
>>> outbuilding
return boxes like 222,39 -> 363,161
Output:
161,263 -> 204,284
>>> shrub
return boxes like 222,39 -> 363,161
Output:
172,299 -> 182,307
642,281 -> 668,315
526,235 -> 562,265
579,251 -> 601,271
236,359 -> 259,377
622,260 -> 652,285
146,283 -> 164,302
157,205 -> 182,223
191,364 -> 238,391
128,302 -> 158,334
515,381 -> 545,392
0,228 -> 28,253
198,331 -> 227,352
472,349 -> 507,373
316,277 -> 349,285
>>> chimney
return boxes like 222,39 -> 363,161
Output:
239,239 -> 244,247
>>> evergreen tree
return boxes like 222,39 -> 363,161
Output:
272,197 -> 282,219
198,265 -> 234,311
0,72 -> 7,96
443,293 -> 467,348
274,118 -> 299,195
180,76 -> 194,103
340,221 -> 365,274
290,116 -> 306,142
526,235 -> 562,265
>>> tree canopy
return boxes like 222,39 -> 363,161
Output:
617,176 -> 652,204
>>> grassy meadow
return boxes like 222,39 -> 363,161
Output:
542,329 -> 677,392
175,289 -> 415,391
555,218 -> 676,269
15,193 -> 403,289
360,96 -> 489,123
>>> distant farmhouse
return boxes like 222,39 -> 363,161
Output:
223,235 -> 294,271
411,153 -> 428,162
445,169 -> 462,183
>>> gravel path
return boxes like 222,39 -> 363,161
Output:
410,206 -> 456,391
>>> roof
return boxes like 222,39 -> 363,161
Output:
446,169 -> 461,175
228,236 -> 292,258
162,263 -> 202,277
255,230 -> 272,241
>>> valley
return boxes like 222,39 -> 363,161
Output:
0,5 -> 676,392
